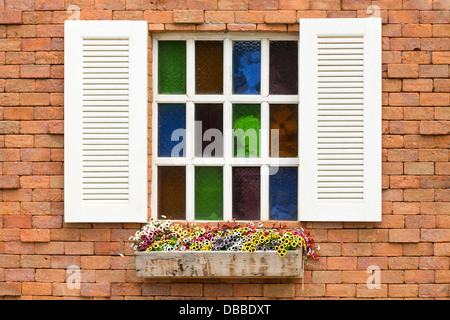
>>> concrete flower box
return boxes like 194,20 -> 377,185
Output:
134,249 -> 303,278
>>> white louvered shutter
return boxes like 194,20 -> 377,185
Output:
64,21 -> 148,223
299,18 -> 381,222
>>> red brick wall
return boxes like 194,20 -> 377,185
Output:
0,0 -> 449,299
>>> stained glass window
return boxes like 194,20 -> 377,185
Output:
269,167 -> 298,220
270,104 -> 298,158
232,167 -> 260,220
158,103 -> 186,157
158,166 -> 186,220
195,166 -> 223,220
195,41 -> 223,94
233,104 -> 260,158
158,41 -> 186,94
195,104 -> 223,157
233,41 -> 261,95
155,35 -> 299,222
270,41 -> 298,95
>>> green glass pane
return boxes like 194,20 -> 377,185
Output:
195,166 -> 223,220
158,41 -> 186,94
232,104 -> 260,158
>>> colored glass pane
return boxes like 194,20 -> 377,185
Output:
158,41 -> 186,94
269,41 -> 298,95
232,41 -> 261,94
158,103 -> 186,157
270,104 -> 298,158
195,166 -> 223,220
232,104 -> 260,158
158,166 -> 186,220
195,41 -> 223,94
195,104 -> 223,158
232,167 -> 260,220
269,167 -> 298,220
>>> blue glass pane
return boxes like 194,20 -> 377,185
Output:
269,167 -> 297,220
232,41 -> 261,95
158,103 -> 186,157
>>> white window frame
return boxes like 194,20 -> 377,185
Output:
151,33 -> 299,222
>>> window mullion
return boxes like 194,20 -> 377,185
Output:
261,38 -> 269,98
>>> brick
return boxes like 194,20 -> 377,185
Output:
31,216 -> 62,229
421,38 -> 450,51
390,176 -> 419,189
419,284 -> 449,298
0,175 -> 20,189
402,79 -> 433,92
404,189 -> 435,202
388,11 -> 419,24
421,229 -> 450,242
80,229 -> 110,242
94,242 -> 122,255
435,270 -> 450,284
405,270 -> 434,284
21,148 -> 51,162
387,64 -> 418,78
432,52 -> 450,65
264,10 -> 297,23
389,284 -> 418,298
419,256 -> 449,270
20,229 -> 50,242
142,283 -> 171,296
32,189 -> 62,202
227,23 -> 256,32
171,283 -> 203,297
328,229 -> 358,242
392,202 -> 419,215
402,0 -> 433,9
433,24 -> 450,37
3,215 -> 32,229
111,283 -> 141,296
5,269 -> 35,282
421,94 -> 449,108
21,202 -> 51,215
5,52 -> 35,65
420,10 -> 449,24
420,121 -> 449,135
22,38 -> 51,51
405,215 -> 435,229
390,38 -> 421,51
263,284 -> 295,297
327,257 -> 357,270
81,283 -> 111,297
401,24 -> 432,37
0,10 -> 22,24
22,282 -> 52,296
419,65 -> 448,78
20,65 -> 51,78
81,256 -> 111,270
358,229 -> 389,242
325,284 -> 356,297
404,162 -> 434,175
0,283 -> 22,296
389,229 -> 420,243
64,242 -> 94,255
35,242 -> 64,255
311,270 -> 342,284
173,10 -> 203,23
389,121 -> 419,134
249,0 -> 278,10
257,24 -> 287,32
404,135 -> 435,148
0,65 -> 20,78
389,257 -> 419,270
389,93 -> 419,106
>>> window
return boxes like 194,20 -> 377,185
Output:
152,33 -> 300,222
64,18 -> 381,223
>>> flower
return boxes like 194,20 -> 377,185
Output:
129,219 -> 318,259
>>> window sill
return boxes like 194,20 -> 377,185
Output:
134,249 -> 303,278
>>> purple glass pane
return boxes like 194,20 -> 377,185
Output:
232,167 -> 260,220
269,41 -> 298,95
195,104 -> 223,157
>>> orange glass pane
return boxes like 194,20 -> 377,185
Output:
270,104 -> 298,158
195,41 -> 223,94
158,166 -> 186,220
